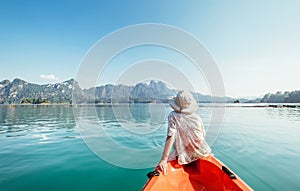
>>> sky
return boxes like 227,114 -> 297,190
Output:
0,0 -> 299,98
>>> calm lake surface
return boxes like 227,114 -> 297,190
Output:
0,104 -> 300,191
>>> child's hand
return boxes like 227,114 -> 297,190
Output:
156,159 -> 168,175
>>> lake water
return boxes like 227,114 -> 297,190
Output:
0,104 -> 300,190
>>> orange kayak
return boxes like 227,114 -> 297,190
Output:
143,155 -> 253,191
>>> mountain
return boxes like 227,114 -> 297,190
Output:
0,78 -> 239,104
84,84 -> 134,103
129,81 -> 176,103
0,79 -> 85,104
260,91 -> 300,103
82,81 -> 176,103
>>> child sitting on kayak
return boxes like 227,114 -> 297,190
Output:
156,90 -> 211,175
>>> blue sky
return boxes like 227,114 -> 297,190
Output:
0,0 -> 299,97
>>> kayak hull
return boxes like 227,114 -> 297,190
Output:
143,155 -> 252,191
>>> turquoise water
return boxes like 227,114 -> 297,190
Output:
0,104 -> 300,190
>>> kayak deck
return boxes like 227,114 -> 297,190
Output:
143,155 -> 252,191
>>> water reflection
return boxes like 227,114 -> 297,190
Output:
91,103 -> 213,150
93,104 -> 168,149
0,105 -> 76,140
110,103 -> 168,134
265,107 -> 300,122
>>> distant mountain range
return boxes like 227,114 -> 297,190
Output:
0,78 -> 237,104
0,78 -> 299,104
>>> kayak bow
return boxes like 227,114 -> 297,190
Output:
143,155 -> 253,191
